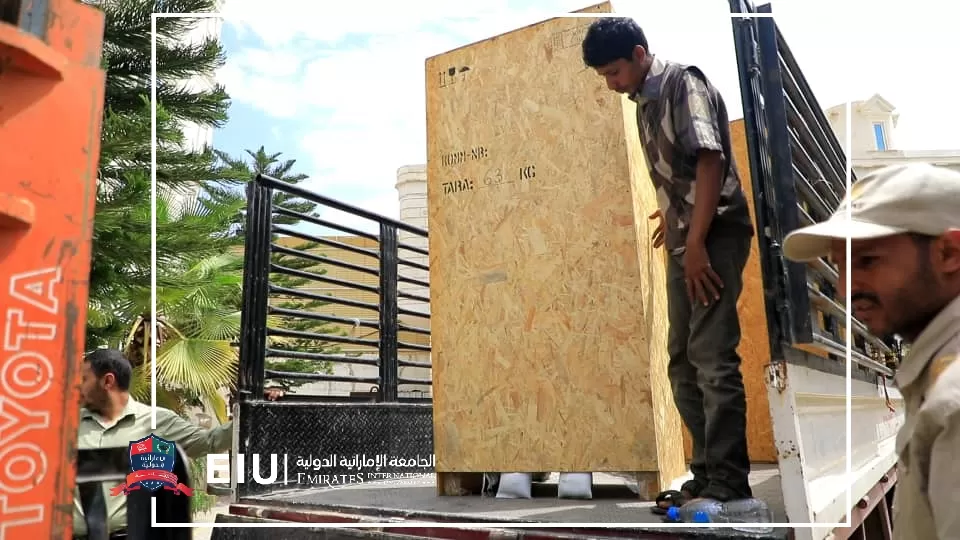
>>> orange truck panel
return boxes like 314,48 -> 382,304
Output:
0,1 -> 106,539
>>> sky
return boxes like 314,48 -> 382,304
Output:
208,0 -> 960,235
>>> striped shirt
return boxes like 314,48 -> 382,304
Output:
629,56 -> 754,254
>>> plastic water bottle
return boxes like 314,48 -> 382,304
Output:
665,500 -> 724,523
722,498 -> 775,533
666,498 -> 774,534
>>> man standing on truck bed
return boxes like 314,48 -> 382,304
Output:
581,17 -> 757,511
782,163 -> 960,540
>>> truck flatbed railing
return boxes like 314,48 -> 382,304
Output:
232,174 -> 435,498
729,0 -> 897,377
239,174 -> 432,401
729,3 -> 901,537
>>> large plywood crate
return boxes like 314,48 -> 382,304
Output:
425,3 -> 777,498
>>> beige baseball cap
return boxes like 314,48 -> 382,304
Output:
782,163 -> 960,262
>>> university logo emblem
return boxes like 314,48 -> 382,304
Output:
110,434 -> 193,496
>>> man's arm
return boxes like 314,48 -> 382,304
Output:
928,409 -> 960,539
689,151 -> 724,246
672,69 -> 725,246
155,408 -> 232,459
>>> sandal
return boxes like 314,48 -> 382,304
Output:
652,490 -> 687,515
650,480 -> 703,515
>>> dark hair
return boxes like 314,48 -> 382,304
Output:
581,17 -> 649,68
85,348 -> 132,391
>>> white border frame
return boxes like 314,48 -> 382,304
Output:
149,8 -> 856,532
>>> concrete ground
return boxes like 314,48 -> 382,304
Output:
247,468 -> 785,523
184,468 -> 784,537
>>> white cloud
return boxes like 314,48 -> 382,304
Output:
216,0 -> 960,227
216,0 -> 593,209
219,0 -> 523,47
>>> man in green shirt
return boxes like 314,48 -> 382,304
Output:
73,348 -> 282,539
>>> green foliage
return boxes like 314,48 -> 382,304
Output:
88,0 -> 237,350
188,456 -> 218,514
91,0 -> 244,431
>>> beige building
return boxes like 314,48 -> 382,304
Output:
825,94 -> 960,175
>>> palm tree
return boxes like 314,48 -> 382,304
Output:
121,190 -> 245,516
87,0 -> 233,350
124,191 -> 245,421
85,0 -> 236,514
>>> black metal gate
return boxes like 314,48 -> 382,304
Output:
234,174 -> 435,497
728,1 -> 898,378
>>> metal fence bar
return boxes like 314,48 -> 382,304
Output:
274,205 -> 379,241
397,290 -> 431,303
237,174 -> 433,403
398,322 -> 431,335
271,243 -> 380,277
398,274 -> 430,288
263,370 -> 381,384
268,306 -> 380,330
400,359 -> 432,369
237,181 -> 272,398
756,7 -> 813,346
398,241 -> 430,257
268,284 -> 381,313
776,31 -> 849,184
267,327 -> 381,348
378,223 -> 400,402
265,348 -> 380,367
256,174 -> 428,236
273,225 -> 379,259
729,1 -> 788,360
270,263 -> 380,294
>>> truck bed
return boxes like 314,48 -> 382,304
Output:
213,467 -> 788,540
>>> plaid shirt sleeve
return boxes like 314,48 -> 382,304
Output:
671,69 -> 724,156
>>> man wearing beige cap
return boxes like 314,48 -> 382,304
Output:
782,163 -> 960,539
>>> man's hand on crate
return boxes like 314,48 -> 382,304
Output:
648,210 -> 665,249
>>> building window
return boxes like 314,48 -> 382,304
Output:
873,122 -> 887,151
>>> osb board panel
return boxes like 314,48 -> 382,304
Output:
680,120 -> 777,464
620,96 -> 686,484
425,3 -> 684,485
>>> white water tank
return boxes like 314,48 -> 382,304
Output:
395,165 -> 430,317
395,165 -> 431,396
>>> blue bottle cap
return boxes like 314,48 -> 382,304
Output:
693,510 -> 711,523
666,506 -> 680,521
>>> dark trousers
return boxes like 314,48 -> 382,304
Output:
666,230 -> 753,500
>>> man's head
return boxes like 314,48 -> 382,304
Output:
783,164 -> 960,342
80,348 -> 132,412
581,17 -> 651,95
